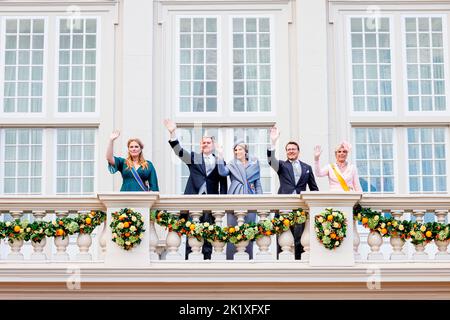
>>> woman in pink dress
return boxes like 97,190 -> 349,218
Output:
314,141 -> 362,192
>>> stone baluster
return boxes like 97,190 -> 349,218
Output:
233,210 -> 249,260
434,209 -> 449,260
187,211 -> 204,260
30,210 -> 47,260
367,210 -> 384,260
390,210 -> 407,260
278,210 -> 294,261
300,210 -> 310,262
353,217 -> 361,260
7,210 -> 24,260
165,211 -> 183,260
76,210 -> 93,261
149,212 -> 159,261
98,219 -> 107,259
211,210 -> 226,261
53,210 -> 70,261
412,209 -> 428,260
255,210 -> 274,260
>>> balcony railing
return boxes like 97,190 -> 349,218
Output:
1,192 -> 448,263
1,192 -> 449,298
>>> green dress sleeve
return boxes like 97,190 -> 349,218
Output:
148,161 -> 159,191
108,156 -> 124,174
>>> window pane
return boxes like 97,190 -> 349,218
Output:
354,128 -> 394,193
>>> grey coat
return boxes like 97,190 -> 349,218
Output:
217,158 -> 263,194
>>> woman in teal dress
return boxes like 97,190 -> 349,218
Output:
106,130 -> 159,191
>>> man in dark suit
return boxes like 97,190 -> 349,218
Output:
164,119 -> 227,259
267,126 -> 319,259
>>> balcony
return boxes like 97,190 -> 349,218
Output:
0,192 -> 450,299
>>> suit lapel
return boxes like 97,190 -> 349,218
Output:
297,162 -> 307,186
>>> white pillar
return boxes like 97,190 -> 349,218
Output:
165,211 -> 182,261
233,210 -> 249,261
277,210 -> 294,261
99,192 -> 158,266
353,219 -> 361,260
53,210 -> 70,261
76,210 -> 93,261
302,192 -> 361,267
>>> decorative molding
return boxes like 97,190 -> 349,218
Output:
0,122 -> 100,128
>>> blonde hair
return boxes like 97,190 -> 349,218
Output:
334,141 -> 352,154
125,138 -> 148,170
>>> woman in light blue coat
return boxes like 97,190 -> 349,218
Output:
216,142 -> 262,259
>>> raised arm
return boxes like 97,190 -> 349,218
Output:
267,126 -> 281,172
106,130 -> 120,166
215,143 -> 230,177
313,145 -> 329,177
164,119 -> 192,164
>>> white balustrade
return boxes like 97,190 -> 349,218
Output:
165,211 -> 182,261
30,210 -> 47,261
434,209 -> 449,260
367,210 -> 384,260
233,210 -> 250,261
300,211 -> 310,262
7,210 -> 24,260
278,210 -> 295,261
390,210 -> 407,260
255,210 -> 274,261
353,219 -> 361,260
412,209 -> 428,260
211,210 -> 226,261
188,211 -> 204,261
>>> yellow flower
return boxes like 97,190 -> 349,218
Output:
186,221 -> 191,227
392,221 -> 398,227
420,225 -> 426,232
374,215 -> 379,221
399,225 -> 404,231
317,217 -> 324,223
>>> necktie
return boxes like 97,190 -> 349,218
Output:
205,155 -> 213,176
292,160 -> 301,183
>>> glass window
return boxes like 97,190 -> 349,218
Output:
354,128 -> 394,193
2,18 -> 45,113
407,127 -> 447,192
57,18 -> 97,112
3,128 -> 43,194
56,129 -> 95,194
350,17 -> 393,112
404,17 -> 446,111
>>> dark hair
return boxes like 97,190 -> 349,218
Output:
285,141 -> 300,151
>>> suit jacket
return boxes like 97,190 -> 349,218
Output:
169,139 -> 227,195
267,148 -> 319,194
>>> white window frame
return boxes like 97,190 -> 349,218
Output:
54,16 -> 101,118
403,126 -> 449,194
0,128 -> 46,195
229,14 -> 276,117
0,16 -> 48,118
401,14 -> 450,116
175,15 -> 222,117
346,14 -> 397,117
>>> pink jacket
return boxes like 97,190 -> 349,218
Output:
314,160 -> 362,192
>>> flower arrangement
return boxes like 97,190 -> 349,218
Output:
314,208 -> 347,250
46,217 -> 80,239
2,219 -> 30,243
152,208 -> 307,244
76,210 -> 107,234
110,208 -> 145,250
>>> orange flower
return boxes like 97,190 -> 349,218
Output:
283,220 -> 290,227
125,232 -> 130,237
189,224 -> 196,231
327,215 -> 333,221
58,220 -> 64,226
13,226 -> 21,233
361,217 -> 368,224
380,228 -> 387,235
157,212 -> 162,219
330,233 -> 336,239
56,229 -> 64,236
85,217 -> 92,225
119,216 -> 124,221
265,231 -> 272,236
123,222 -> 130,228
425,231 -> 432,238
229,227 -> 235,233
